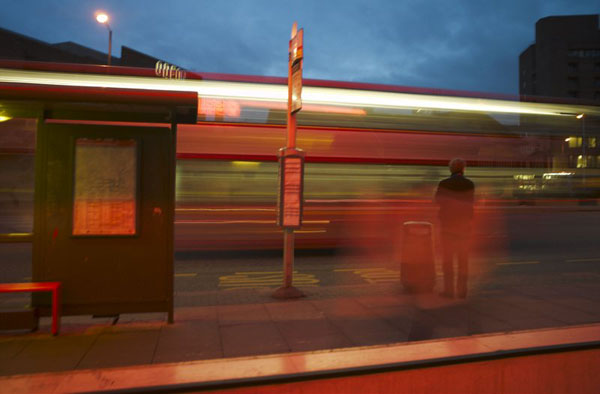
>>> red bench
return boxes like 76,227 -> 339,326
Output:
0,282 -> 61,335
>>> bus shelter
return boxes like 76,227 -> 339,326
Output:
0,66 -> 197,323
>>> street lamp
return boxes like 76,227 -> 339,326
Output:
95,11 -> 112,65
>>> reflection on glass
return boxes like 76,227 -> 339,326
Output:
0,66 -> 598,362
0,118 -> 36,235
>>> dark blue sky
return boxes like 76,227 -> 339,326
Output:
1,0 -> 598,94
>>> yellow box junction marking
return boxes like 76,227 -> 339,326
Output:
219,271 -> 319,290
334,268 -> 400,284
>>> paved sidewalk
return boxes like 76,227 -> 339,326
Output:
1,274 -> 600,378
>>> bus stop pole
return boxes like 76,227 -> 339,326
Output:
283,83 -> 296,289
284,33 -> 298,289
273,22 -> 304,299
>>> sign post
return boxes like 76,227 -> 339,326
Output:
273,22 -> 305,299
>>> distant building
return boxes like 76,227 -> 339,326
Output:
519,14 -> 600,103
0,26 -> 180,69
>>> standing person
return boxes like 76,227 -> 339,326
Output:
435,158 -> 475,298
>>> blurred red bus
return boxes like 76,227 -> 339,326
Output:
1,61 -> 599,250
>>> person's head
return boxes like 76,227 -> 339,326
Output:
449,158 -> 466,175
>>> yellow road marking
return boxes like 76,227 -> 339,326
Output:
219,271 -> 319,289
175,273 -> 197,277
335,267 -> 400,284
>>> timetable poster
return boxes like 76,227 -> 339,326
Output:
72,138 -> 137,236
282,157 -> 302,227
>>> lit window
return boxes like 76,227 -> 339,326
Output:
568,137 -> 582,148
589,138 -> 597,148
577,155 -> 587,168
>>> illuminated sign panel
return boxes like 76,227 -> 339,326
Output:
155,61 -> 186,80
72,138 -> 137,236
277,149 -> 304,228
197,98 -> 241,119
291,62 -> 302,113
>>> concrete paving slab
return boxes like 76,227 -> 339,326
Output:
1,278 -> 600,380
1,334 -> 97,375
217,303 -> 271,325
0,337 -> 30,360
310,297 -> 372,318
407,308 -> 443,342
424,304 -> 472,337
503,317 -> 570,332
94,321 -> 164,335
549,296 -> 600,316
220,322 -> 288,358
174,305 -> 218,322
328,316 -> 407,346
366,304 -> 414,335
76,329 -> 160,370
310,298 -> 406,345
468,296 -> 550,321
174,290 -> 220,307
265,300 -> 324,321
498,295 -> 600,325
516,283 -> 600,301
461,310 -> 514,335
275,319 -> 353,352
153,320 -> 222,363
217,288 -> 271,306
353,293 -> 413,308
44,315 -> 116,335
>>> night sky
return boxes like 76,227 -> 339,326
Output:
1,0 -> 598,95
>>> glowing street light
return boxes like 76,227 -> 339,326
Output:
95,13 -> 108,24
95,11 -> 112,65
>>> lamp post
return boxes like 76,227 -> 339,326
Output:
95,12 -> 112,65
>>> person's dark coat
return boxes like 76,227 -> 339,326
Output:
434,173 -> 475,236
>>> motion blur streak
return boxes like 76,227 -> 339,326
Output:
2,68 -> 599,117
1,65 -> 599,253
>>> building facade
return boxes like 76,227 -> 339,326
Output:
520,15 -> 600,172
519,14 -> 600,103
0,26 -> 179,69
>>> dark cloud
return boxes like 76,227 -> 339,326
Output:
0,0 -> 597,94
